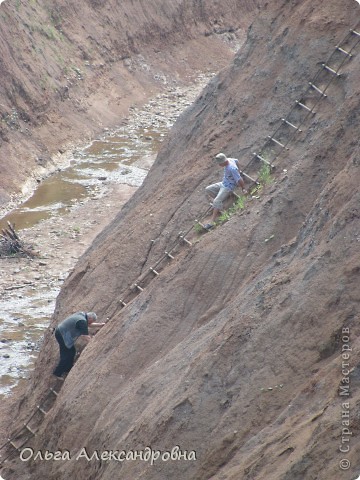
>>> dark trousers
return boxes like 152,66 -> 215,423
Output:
53,328 -> 76,377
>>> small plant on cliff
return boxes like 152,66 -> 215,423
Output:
217,194 -> 247,225
49,8 -> 63,28
218,210 -> 231,224
194,222 -> 204,234
258,163 -> 272,185
232,195 -> 246,211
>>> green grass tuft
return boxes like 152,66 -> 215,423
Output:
258,163 -> 272,185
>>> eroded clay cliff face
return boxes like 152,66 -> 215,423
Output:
2,0 -> 360,479
0,0 -> 257,204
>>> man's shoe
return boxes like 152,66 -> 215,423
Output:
204,223 -> 214,230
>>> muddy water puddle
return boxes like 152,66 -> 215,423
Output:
0,126 -> 166,396
0,76 -> 212,397
0,128 -> 162,232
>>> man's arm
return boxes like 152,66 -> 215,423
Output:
233,158 -> 248,193
230,164 -> 247,192
237,177 -> 245,189
233,170 -> 247,192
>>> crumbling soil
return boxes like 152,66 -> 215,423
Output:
1,1 -> 360,480
0,74 -> 214,398
0,0 -> 253,206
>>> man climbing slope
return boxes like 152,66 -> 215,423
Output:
53,311 -> 105,378
204,152 -> 247,229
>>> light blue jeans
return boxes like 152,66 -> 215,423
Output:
205,182 -> 232,210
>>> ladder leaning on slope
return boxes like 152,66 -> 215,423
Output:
0,23 -> 359,472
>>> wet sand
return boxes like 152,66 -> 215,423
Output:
0,75 -> 212,396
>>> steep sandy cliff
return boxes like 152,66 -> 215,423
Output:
1,0 -> 360,479
0,0 -> 256,204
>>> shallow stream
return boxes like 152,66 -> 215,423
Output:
0,125 -> 166,396
0,128 -> 163,232
0,76 -> 210,397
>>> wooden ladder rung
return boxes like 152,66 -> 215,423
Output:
134,283 -> 144,292
119,300 -> 127,307
179,235 -> 192,246
149,267 -> 159,276
309,82 -> 327,97
240,171 -> 260,185
49,388 -> 58,397
351,29 -> 360,37
165,251 -> 174,259
24,424 -> 36,436
9,440 -> 20,451
322,63 -> 341,76
37,405 -> 47,415
296,100 -> 315,113
336,46 -> 352,57
267,136 -> 289,150
282,118 -> 302,132
195,219 -> 206,228
253,153 -> 274,168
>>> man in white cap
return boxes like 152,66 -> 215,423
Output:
204,153 -> 247,228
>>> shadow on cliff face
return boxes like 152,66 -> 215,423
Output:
2,0 -> 360,479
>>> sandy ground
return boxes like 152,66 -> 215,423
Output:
0,181 -> 137,295
0,74 -> 213,396
0,175 -> 138,389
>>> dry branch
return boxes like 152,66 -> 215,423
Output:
0,223 -> 35,257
